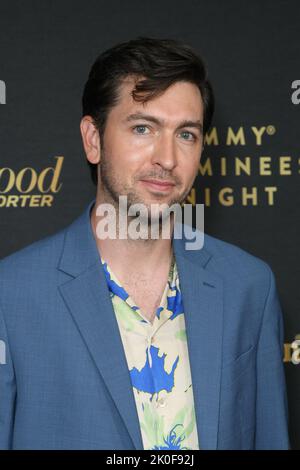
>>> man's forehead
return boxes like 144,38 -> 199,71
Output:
116,76 -> 203,122
117,75 -> 143,98
118,75 -> 201,99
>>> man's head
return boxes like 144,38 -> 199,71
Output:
80,37 -> 214,216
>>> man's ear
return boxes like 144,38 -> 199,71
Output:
80,116 -> 101,164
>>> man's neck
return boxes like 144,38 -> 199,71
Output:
90,200 -> 174,281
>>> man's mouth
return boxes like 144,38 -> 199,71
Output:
140,178 -> 176,192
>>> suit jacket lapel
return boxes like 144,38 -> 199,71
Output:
173,230 -> 223,450
58,200 -> 144,450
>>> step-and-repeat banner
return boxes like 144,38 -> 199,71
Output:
0,0 -> 299,449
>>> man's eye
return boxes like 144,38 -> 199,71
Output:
133,125 -> 150,134
180,131 -> 196,141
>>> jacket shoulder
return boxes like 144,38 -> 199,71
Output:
181,223 -> 271,273
0,227 -> 66,277
202,231 -> 273,282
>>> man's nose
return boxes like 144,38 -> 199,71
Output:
151,132 -> 178,170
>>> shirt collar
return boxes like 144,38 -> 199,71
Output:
100,253 -> 180,322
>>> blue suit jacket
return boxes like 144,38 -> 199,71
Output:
0,200 -> 290,449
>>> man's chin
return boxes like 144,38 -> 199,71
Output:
129,201 -> 181,225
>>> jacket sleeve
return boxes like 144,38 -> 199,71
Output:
0,302 -> 16,449
254,265 -> 290,449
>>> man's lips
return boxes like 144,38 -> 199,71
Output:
140,178 -> 176,191
139,179 -> 176,193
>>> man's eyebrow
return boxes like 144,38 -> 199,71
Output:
124,113 -> 203,134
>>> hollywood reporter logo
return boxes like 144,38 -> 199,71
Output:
0,156 -> 64,207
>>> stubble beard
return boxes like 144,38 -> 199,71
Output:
98,147 -> 193,238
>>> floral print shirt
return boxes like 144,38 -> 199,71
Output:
101,254 -> 200,450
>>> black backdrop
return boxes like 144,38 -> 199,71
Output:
0,0 -> 299,449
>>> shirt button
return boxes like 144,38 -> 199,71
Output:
157,397 -> 166,407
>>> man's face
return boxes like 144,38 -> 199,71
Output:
98,77 -> 204,215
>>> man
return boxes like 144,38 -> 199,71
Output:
0,37 -> 289,449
